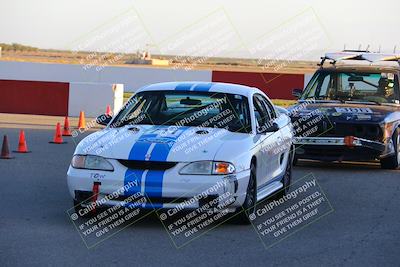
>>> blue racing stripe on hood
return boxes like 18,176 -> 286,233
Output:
149,142 -> 173,162
128,132 -> 158,160
148,127 -> 189,162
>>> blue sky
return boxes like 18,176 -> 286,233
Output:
1,0 -> 399,60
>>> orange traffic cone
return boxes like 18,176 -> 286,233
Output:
62,116 -> 72,136
13,130 -> 31,153
78,111 -> 86,130
49,123 -> 67,144
0,135 -> 14,159
105,105 -> 113,116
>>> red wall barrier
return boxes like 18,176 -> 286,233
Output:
0,80 -> 69,116
212,71 -> 304,100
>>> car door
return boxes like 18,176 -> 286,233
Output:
252,95 -> 276,189
256,94 -> 286,181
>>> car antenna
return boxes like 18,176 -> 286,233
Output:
318,56 -> 326,67
394,46 -> 397,54
366,44 -> 370,52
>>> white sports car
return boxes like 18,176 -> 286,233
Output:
67,82 -> 294,223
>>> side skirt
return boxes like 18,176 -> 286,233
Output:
256,179 -> 283,202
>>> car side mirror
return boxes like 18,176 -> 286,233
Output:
258,122 -> 279,134
265,122 -> 279,132
96,114 -> 112,126
292,88 -> 303,99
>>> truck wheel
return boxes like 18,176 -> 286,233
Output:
380,128 -> 400,169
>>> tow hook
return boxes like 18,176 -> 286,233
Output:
92,182 -> 101,213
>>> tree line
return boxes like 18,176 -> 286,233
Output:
0,43 -> 39,51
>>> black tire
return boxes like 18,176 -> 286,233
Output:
233,163 -> 257,225
293,154 -> 298,166
380,128 -> 400,169
73,200 -> 84,218
73,200 -> 96,218
274,151 -> 293,199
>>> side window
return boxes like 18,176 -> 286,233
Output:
306,76 -> 319,97
318,74 -> 333,97
257,94 -> 276,121
394,74 -> 400,101
253,96 -> 269,128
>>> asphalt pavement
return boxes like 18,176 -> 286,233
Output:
0,128 -> 399,267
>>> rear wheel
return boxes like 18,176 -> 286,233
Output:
380,128 -> 400,170
233,163 -> 257,225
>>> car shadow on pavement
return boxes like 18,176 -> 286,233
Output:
295,159 -> 382,170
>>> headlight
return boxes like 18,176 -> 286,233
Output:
71,155 -> 114,171
179,161 -> 235,175
383,123 -> 394,139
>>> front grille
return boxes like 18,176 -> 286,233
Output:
292,117 -> 334,137
320,123 -> 382,141
292,115 -> 383,141
118,160 -> 177,170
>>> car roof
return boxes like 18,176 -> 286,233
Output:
136,82 -> 262,98
320,63 -> 399,73
321,51 -> 400,72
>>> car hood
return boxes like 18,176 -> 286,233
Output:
75,125 -> 241,162
289,102 -> 399,123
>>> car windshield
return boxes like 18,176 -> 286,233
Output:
301,71 -> 399,104
111,90 -> 252,133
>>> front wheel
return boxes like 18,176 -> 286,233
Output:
274,151 -> 293,199
292,155 -> 298,166
73,200 -> 97,218
233,163 -> 257,225
380,128 -> 400,170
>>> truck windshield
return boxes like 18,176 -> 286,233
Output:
111,91 -> 252,133
301,71 -> 399,104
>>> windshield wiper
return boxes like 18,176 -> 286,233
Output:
113,117 -> 154,128
319,99 -> 345,103
300,99 -> 342,103
344,100 -> 381,105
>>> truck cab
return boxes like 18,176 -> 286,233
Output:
289,51 -> 400,169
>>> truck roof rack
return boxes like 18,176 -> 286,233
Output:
319,50 -> 400,67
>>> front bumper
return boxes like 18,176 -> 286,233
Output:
293,136 -> 388,161
67,160 -> 250,213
